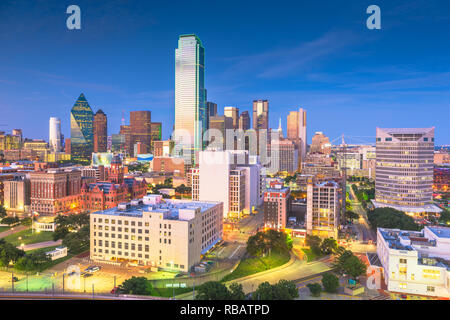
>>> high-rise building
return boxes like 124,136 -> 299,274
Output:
49,117 -> 62,153
206,102 -> 217,117
130,111 -> 152,156
286,108 -> 307,160
154,140 -> 175,157
174,34 -> 207,160
264,182 -> 291,230
90,195 -> 223,272
224,106 -> 239,129
239,111 -> 250,131
208,115 -> 233,150
70,93 -> 94,163
150,122 -> 162,152
4,175 -> 31,215
30,169 -> 82,215
310,131 -> 331,154
119,125 -> 132,156
372,127 -> 441,216
190,150 -> 263,218
252,100 -> 269,131
267,139 -> 298,174
306,180 -> 341,239
93,109 -> 108,153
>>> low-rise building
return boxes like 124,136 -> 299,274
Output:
90,195 -> 223,272
377,226 -> 450,298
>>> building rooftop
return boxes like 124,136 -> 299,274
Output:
427,226 -> 450,239
91,196 -> 219,221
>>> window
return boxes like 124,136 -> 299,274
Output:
399,258 -> 407,264
399,283 -> 407,289
427,286 -> 435,293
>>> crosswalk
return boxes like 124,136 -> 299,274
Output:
370,294 -> 390,300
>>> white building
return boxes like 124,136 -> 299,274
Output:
46,246 -> 68,261
306,180 -> 341,239
372,127 -> 441,217
90,195 -> 223,272
191,150 -> 263,218
377,226 -> 450,298
49,117 -> 62,153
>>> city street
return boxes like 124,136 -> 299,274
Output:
347,184 -> 377,242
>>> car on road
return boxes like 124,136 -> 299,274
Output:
84,266 -> 101,273
83,273 -> 93,278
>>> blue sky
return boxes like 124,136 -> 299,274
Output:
0,0 -> 449,145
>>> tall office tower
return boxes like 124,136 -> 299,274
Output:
306,180 -> 341,239
267,139 -> 298,174
174,34 -> 207,161
373,127 -> 441,217
130,111 -> 152,156
70,93 -> 94,163
310,131 -> 331,154
239,111 -> 250,130
252,100 -> 269,131
206,102 -> 217,117
150,122 -> 162,152
119,125 -> 132,156
208,115 -> 233,150
65,138 -> 71,154
93,109 -> 107,153
12,129 -> 22,145
224,106 -> 239,129
49,117 -> 62,152
286,108 -> 307,160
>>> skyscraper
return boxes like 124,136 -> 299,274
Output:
224,106 -> 239,129
239,111 -> 250,130
373,127 -> 441,216
93,109 -> 107,153
206,101 -> 217,117
70,93 -> 94,163
151,122 -> 162,152
49,117 -> 61,152
252,100 -> 269,131
130,111 -> 152,156
286,108 -> 307,160
174,34 -> 207,160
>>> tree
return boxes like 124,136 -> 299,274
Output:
307,283 -> 322,297
368,207 -> 420,231
228,283 -> 246,300
438,209 -> 450,225
321,273 -> 340,293
14,251 -> 51,272
196,281 -> 231,300
62,225 -> 89,254
305,235 -> 322,255
333,249 -> 354,274
344,211 -> 359,222
273,279 -> 299,300
118,276 -> 152,295
53,226 -> 69,241
0,239 -> 25,267
253,282 -> 274,300
1,216 -> 19,225
21,217 -> 32,226
320,238 -> 338,255
0,205 -> 6,218
342,255 -> 367,281
246,230 -> 291,258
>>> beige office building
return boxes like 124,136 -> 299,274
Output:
373,127 -> 441,217
90,195 -> 223,272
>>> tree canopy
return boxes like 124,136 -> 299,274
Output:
118,276 -> 152,295
368,207 -> 420,231
246,230 -> 292,257
253,280 -> 299,300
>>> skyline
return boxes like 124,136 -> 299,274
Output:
1,0 -> 450,145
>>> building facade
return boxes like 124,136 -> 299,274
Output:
70,93 -> 94,163
49,117 -> 62,153
264,182 -> 291,230
90,195 -> 223,272
373,127 -> 440,217
93,109 -> 108,153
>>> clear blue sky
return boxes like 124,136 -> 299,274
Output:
1,0 -> 449,145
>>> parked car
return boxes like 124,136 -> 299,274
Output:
83,273 -> 93,278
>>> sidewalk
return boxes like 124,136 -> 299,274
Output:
0,225 -> 28,239
19,240 -> 62,251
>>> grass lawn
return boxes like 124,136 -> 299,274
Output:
221,250 -> 290,282
301,248 -> 321,262
149,286 -> 192,298
0,226 -> 11,233
3,228 -> 54,247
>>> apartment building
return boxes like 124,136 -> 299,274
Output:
90,195 -> 223,272
306,180 -> 341,239
263,182 -> 291,230
377,226 -> 450,298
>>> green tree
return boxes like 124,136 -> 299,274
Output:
438,209 -> 450,225
368,207 -> 419,231
305,235 -> 322,255
196,281 -> 231,300
320,238 -> 338,255
344,211 -> 359,222
342,255 -> 367,281
0,205 -> 6,218
0,239 -> 25,267
333,249 -> 354,274
1,216 -> 19,225
321,273 -> 340,293
53,226 -> 69,241
62,225 -> 89,254
118,276 -> 152,295
273,279 -> 299,300
228,283 -> 246,300
14,251 -> 51,272
21,217 -> 32,226
253,282 -> 274,300
307,283 -> 322,297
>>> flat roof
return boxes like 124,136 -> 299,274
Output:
427,226 -> 450,239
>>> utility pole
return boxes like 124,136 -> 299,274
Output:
11,272 -> 14,293
342,134 -> 347,237
62,274 -> 65,294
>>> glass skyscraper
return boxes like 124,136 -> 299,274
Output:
70,93 -> 94,163
174,34 -> 206,162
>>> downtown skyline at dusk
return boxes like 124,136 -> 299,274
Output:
1,0 -> 450,144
